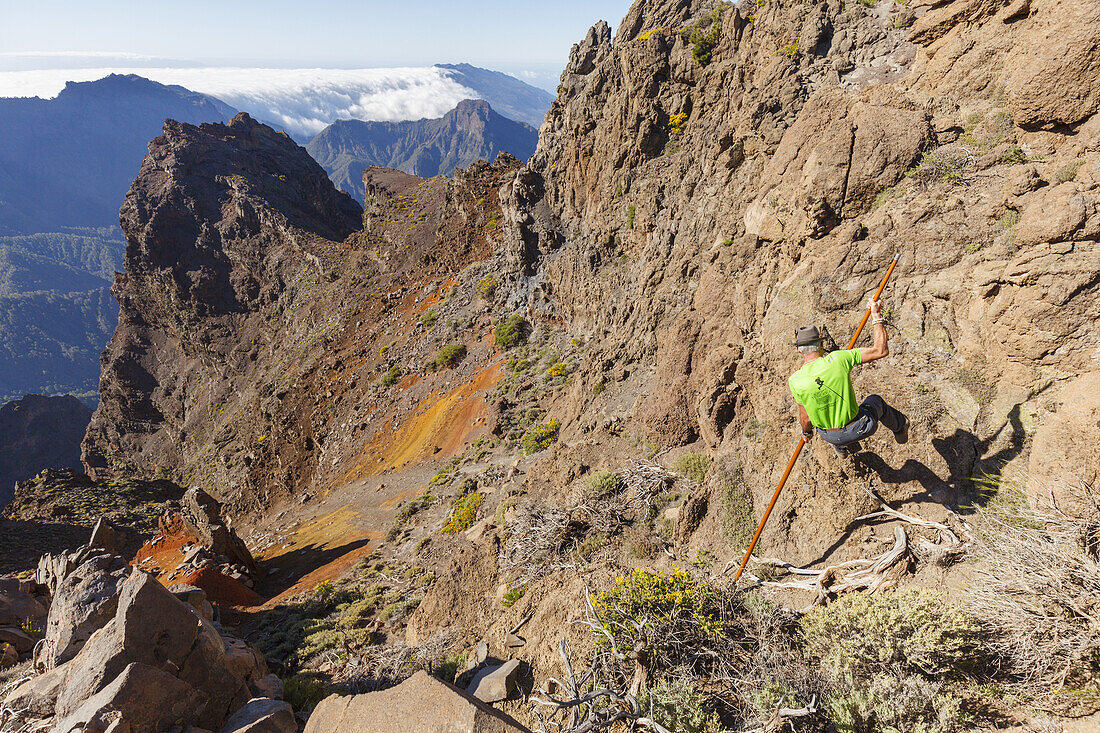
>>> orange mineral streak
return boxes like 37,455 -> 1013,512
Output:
340,359 -> 503,484
253,505 -> 376,608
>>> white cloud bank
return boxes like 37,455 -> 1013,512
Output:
0,66 -> 481,140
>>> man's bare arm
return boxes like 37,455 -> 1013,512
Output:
859,297 -> 889,363
797,404 -> 813,437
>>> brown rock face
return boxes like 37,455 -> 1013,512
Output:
1004,0 -> 1100,129
81,112 -> 362,501
488,0 -> 1100,560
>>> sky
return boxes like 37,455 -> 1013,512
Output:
0,0 -> 631,84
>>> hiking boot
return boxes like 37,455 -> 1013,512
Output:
834,441 -> 860,458
894,415 -> 910,444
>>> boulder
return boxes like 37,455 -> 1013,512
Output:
1028,372 -> 1100,506
169,584 -> 216,621
0,577 -> 47,627
2,663 -> 68,717
54,569 -> 250,729
51,662 -> 206,733
0,625 -> 36,654
222,635 -> 269,686
178,488 -> 259,577
45,552 -> 128,666
251,673 -> 284,700
87,517 -> 120,553
1005,1 -> 1100,129
466,659 -> 522,703
303,670 -> 529,733
219,698 -> 295,733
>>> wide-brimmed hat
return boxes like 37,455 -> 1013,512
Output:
794,325 -> 822,347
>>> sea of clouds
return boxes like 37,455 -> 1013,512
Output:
0,66 -> 482,141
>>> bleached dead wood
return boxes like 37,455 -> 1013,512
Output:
733,525 -> 911,606
746,695 -> 819,733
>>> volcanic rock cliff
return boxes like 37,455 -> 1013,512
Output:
489,0 -> 1100,560
83,111 -> 523,515
82,112 -> 362,500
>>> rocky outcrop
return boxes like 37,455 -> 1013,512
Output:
78,105 -> 520,515
303,670 -> 529,733
1,469 -> 183,575
0,394 -> 92,509
481,0 -> 1100,562
81,112 -> 362,497
4,566 -> 274,732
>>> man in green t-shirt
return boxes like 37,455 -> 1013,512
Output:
788,298 -> 908,456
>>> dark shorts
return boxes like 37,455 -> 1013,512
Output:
816,394 -> 904,446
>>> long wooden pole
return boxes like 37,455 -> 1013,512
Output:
732,253 -> 900,582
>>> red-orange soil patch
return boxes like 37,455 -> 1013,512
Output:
134,527 -> 201,585
180,566 -> 262,607
134,527 -> 261,611
340,360 -> 502,484
253,505 -> 376,608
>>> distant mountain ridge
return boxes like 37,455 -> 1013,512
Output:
0,73 -> 237,234
0,74 -> 237,402
436,64 -> 554,129
307,99 -> 538,201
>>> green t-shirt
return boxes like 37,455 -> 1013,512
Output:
788,348 -> 862,430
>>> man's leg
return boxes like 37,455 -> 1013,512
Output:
861,394 -> 907,439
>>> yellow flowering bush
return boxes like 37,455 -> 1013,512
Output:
546,361 -> 568,379
521,417 -> 561,454
591,567 -> 725,649
441,491 -> 482,534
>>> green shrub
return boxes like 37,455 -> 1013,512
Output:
638,678 -> 724,733
674,452 -> 711,484
441,491 -> 483,534
575,532 -> 609,561
906,148 -> 973,186
284,673 -> 329,711
585,470 -> 622,499
430,651 -> 467,683
689,6 -> 725,65
381,365 -> 402,388
419,308 -> 438,328
824,672 -> 968,733
521,417 -> 561,455
717,466 -> 755,552
494,315 -> 528,349
871,186 -> 900,211
1000,146 -> 1027,165
799,588 -> 980,677
433,343 -> 466,369
592,380 -> 606,395
501,587 -> 525,607
626,204 -> 636,229
1054,159 -> 1083,183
